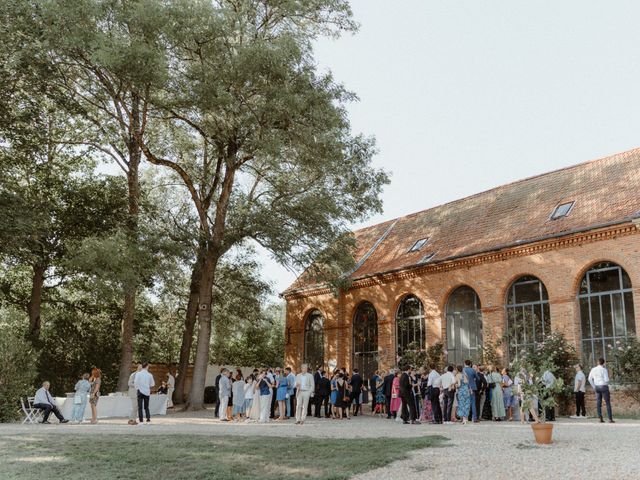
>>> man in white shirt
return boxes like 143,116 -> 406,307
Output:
134,362 -> 155,424
166,370 -> 175,409
427,365 -> 443,424
588,357 -> 614,423
439,365 -> 456,423
127,364 -> 142,425
33,381 -> 68,424
295,363 -> 315,425
571,364 -> 587,419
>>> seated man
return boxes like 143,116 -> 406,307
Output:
33,381 -> 69,424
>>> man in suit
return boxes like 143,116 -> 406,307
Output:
400,365 -> 419,424
268,368 -> 278,418
383,368 -> 395,418
285,367 -> 296,419
369,371 -> 380,413
213,368 -> 224,417
315,370 -> 331,418
463,359 -> 479,422
309,365 -> 323,416
350,369 -> 363,416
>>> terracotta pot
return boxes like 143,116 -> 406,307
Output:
531,423 -> 554,444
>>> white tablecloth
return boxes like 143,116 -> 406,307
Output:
57,394 -> 167,420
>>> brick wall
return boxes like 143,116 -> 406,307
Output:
285,227 -> 640,375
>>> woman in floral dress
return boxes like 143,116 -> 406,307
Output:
419,370 -> 433,423
456,365 -> 471,425
488,365 -> 506,420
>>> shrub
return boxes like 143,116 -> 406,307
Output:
398,342 -> 445,371
512,332 -> 578,397
608,337 -> 640,405
0,326 -> 37,422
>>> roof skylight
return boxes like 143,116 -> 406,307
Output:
408,238 -> 428,252
550,201 -> 574,220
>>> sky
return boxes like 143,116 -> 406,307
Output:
258,0 -> 640,297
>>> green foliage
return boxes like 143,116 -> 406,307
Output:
511,332 -> 578,420
481,330 -> 503,367
608,337 -> 640,405
398,342 -> 446,371
211,303 -> 285,368
0,311 -> 38,422
1,0 -> 390,408
37,306 -> 122,395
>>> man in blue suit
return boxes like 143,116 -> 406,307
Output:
463,359 -> 478,422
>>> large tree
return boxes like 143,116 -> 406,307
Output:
1,0 -> 164,389
0,106 -> 129,340
7,0 -> 389,408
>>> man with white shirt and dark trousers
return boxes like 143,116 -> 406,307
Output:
33,381 -> 69,424
426,364 -> 443,424
571,364 -> 587,419
439,365 -> 456,423
588,357 -> 614,423
134,362 -> 155,425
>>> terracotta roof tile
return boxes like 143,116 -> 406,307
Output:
285,148 -> 640,293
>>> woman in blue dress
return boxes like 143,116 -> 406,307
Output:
329,371 -> 339,418
455,365 -> 471,425
71,373 -> 91,423
275,369 -> 288,421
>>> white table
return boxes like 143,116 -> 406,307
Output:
57,394 -> 167,420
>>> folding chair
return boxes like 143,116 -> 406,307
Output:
21,397 -> 43,424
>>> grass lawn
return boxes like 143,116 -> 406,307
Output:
0,433 -> 448,480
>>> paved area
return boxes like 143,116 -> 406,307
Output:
2,410 -> 639,479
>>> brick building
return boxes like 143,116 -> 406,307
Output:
283,148 -> 640,378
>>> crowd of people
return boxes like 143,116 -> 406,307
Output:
31,357 -> 616,426
212,358 -> 617,426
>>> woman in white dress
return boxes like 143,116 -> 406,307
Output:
248,375 -> 262,422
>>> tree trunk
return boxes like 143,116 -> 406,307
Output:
185,254 -> 217,410
174,245 -> 206,404
26,263 -> 46,341
117,290 -> 136,391
116,94 -> 141,391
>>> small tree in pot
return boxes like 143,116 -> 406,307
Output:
515,357 -> 565,444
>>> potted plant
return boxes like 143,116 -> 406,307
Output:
515,358 -> 565,445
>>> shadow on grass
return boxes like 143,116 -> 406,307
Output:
0,433 -> 449,480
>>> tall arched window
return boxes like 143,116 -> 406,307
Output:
352,301 -> 378,379
506,276 -> 550,360
396,295 -> 426,356
445,286 -> 483,365
578,262 -> 636,365
304,310 -> 324,368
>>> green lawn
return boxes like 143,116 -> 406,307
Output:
0,433 -> 448,480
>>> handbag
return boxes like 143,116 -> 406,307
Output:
73,394 -> 82,405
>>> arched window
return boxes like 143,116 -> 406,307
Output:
578,262 -> 636,365
445,286 -> 483,365
506,276 -> 550,360
352,301 -> 378,379
304,310 -> 324,368
396,295 -> 426,356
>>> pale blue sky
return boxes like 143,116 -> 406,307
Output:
261,0 -> 640,296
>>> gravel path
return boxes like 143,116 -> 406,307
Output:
2,410 -> 639,479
